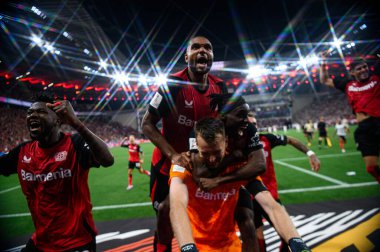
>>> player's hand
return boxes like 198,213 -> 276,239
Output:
47,100 -> 80,127
139,159 -> 144,165
199,177 -> 220,191
171,152 -> 191,169
309,154 -> 320,172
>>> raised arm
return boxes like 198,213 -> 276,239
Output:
142,111 -> 189,166
287,136 -> 320,172
120,137 -> 129,147
47,101 -> 114,167
169,177 -> 194,247
319,51 -> 335,88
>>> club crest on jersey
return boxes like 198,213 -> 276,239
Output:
22,155 -> 31,163
55,151 -> 68,162
184,100 -> 193,108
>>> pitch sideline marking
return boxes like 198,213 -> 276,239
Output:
275,160 -> 348,185
277,152 -> 360,162
0,182 -> 378,219
279,181 -> 377,194
0,185 -> 20,194
0,152 -> 360,194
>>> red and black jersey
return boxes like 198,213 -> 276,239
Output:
334,70 -> 380,118
122,143 -> 142,162
148,67 -> 227,175
0,133 -> 99,252
259,133 -> 287,200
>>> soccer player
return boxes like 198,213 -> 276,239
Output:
334,119 -> 350,153
0,94 -> 114,252
196,94 -> 311,252
142,36 -> 263,251
320,53 -> 380,183
121,135 -> 150,190
317,116 -> 332,149
170,117 -> 255,251
248,114 -> 320,252
303,120 -> 314,147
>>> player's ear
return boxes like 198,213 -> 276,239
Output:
185,52 -> 189,63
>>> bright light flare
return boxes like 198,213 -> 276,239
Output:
155,74 -> 167,85
31,34 -> 43,46
99,60 -> 107,69
247,65 -> 268,79
113,72 -> 129,83
333,38 -> 343,48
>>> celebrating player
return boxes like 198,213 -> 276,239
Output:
0,93 -> 114,251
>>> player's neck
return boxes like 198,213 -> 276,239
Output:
188,71 -> 208,90
38,130 -> 63,148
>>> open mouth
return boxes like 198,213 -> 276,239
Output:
29,120 -> 42,133
196,56 -> 209,67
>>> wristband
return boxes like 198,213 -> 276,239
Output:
288,237 -> 310,252
181,243 -> 198,252
306,150 -> 315,157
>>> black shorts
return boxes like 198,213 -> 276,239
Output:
150,157 -> 170,212
305,132 -> 313,138
244,179 -> 268,197
128,161 -> 141,169
319,131 -> 327,138
236,186 -> 253,210
354,117 -> 380,157
338,135 -> 347,143
253,198 -> 283,229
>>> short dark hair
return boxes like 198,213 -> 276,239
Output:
209,93 -> 247,115
32,92 -> 56,104
195,117 -> 225,143
349,58 -> 367,70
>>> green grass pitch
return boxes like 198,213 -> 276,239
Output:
0,126 -> 379,239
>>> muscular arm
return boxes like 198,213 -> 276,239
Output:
169,177 -> 194,246
142,111 -> 189,165
49,101 -> 114,167
199,149 -> 266,191
120,138 -> 128,147
287,136 -> 320,172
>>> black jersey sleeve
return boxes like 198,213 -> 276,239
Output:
244,123 -> 263,156
138,145 -> 143,154
0,144 -> 24,176
217,81 -> 228,94
147,77 -> 182,118
261,133 -> 287,149
333,77 -> 350,93
71,134 -> 101,169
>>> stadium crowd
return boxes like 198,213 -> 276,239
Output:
0,104 -> 135,152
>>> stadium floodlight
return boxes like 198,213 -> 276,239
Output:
350,42 -> 355,47
307,54 -> 319,65
333,38 -> 342,49
44,42 -> 54,52
138,75 -> 147,85
99,60 -> 107,69
31,34 -> 43,46
113,72 -> 129,83
54,50 -> 61,55
155,74 -> 167,85
247,65 -> 268,79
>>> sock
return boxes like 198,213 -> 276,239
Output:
366,165 -> 380,183
144,170 -> 151,176
339,140 -> 344,150
128,174 -> 132,186
326,137 -> 332,147
257,238 -> 266,252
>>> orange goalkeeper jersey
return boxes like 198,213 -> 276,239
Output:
170,164 -> 246,251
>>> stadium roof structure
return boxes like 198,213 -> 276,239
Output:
0,0 -> 379,110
